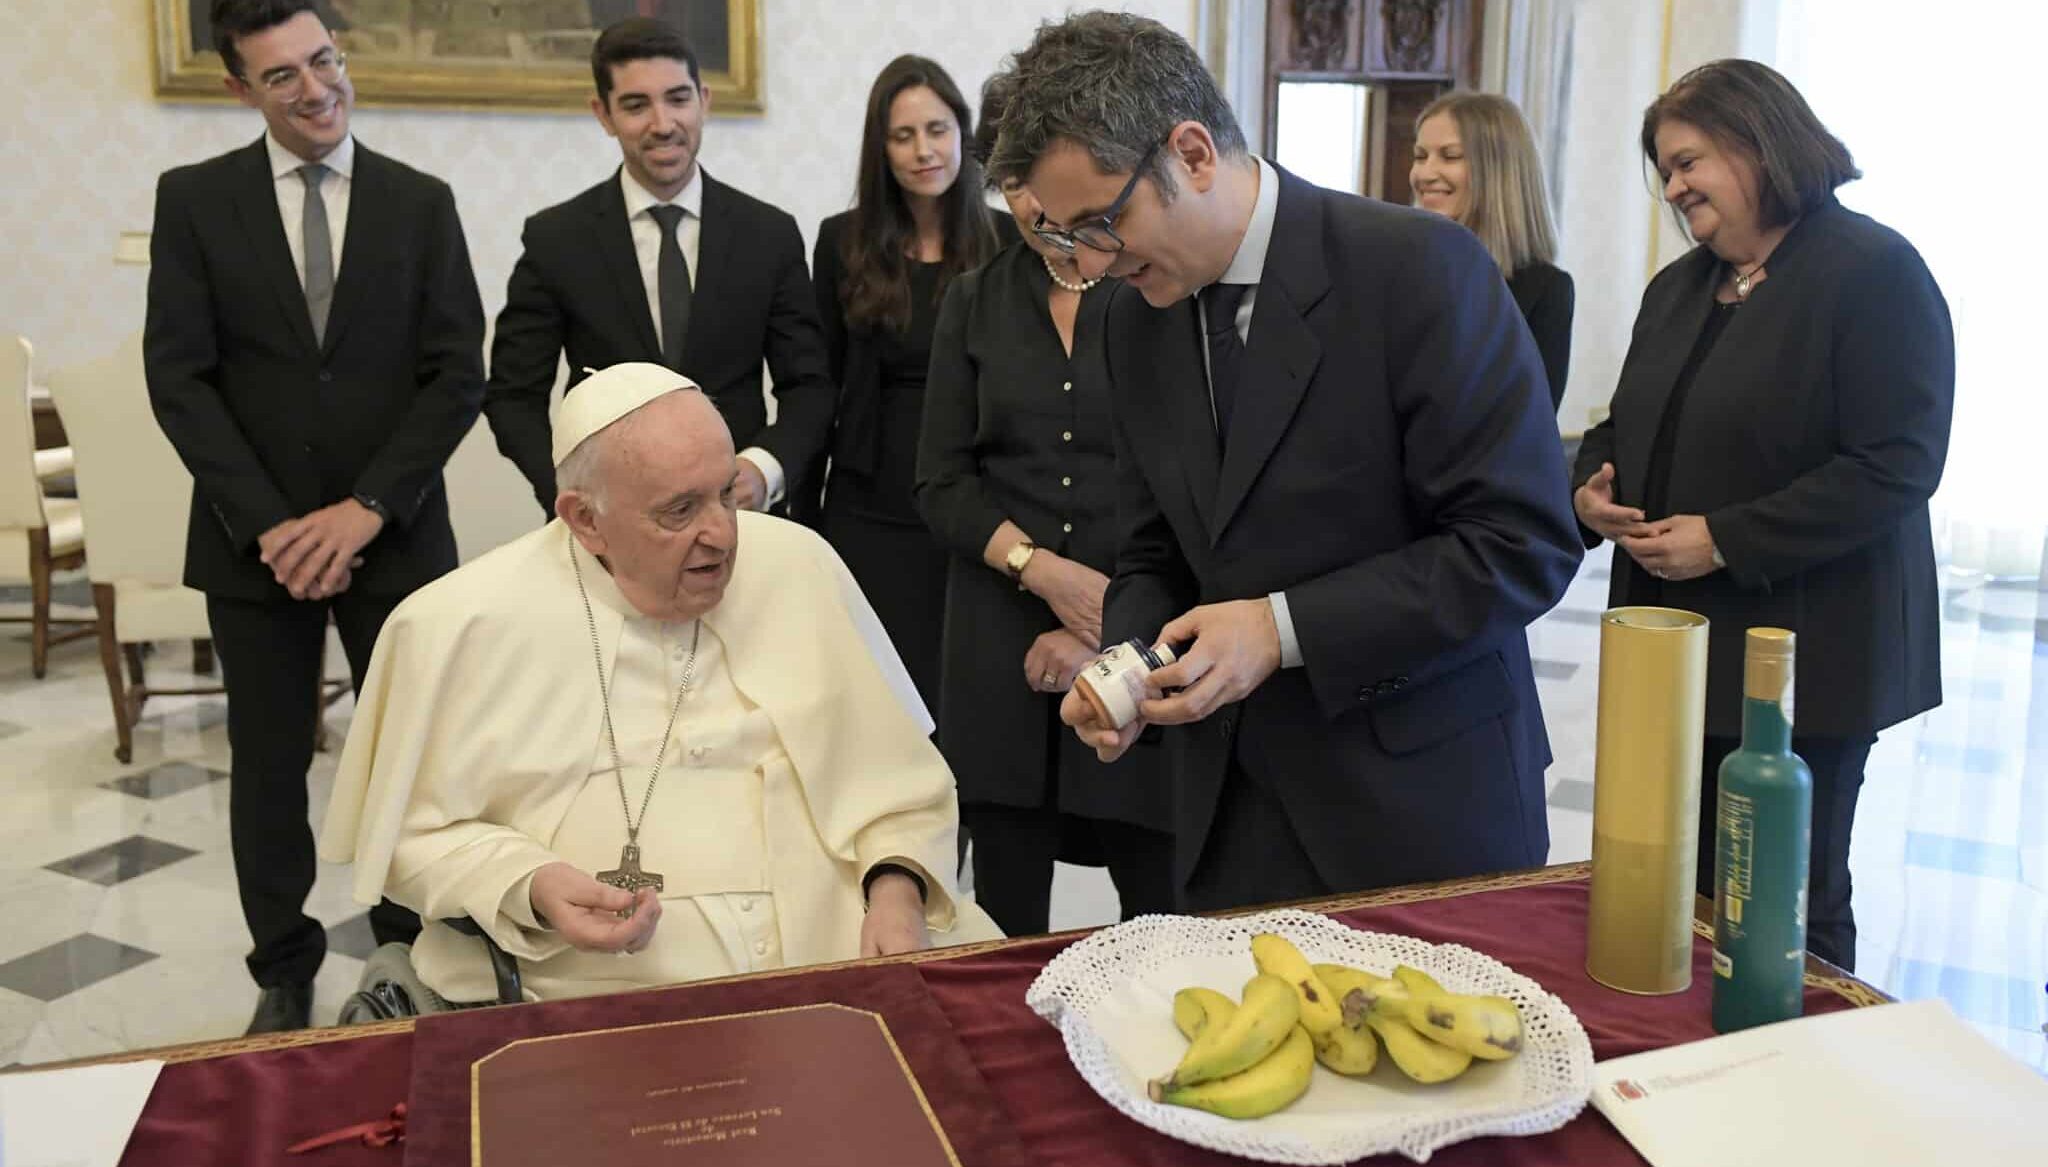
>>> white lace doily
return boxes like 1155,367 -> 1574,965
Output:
1025,909 -> 1594,1164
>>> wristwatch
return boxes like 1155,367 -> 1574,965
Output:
1003,539 -> 1038,585
351,491 -> 392,525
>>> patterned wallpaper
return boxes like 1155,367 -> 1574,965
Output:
1,0 -> 1192,557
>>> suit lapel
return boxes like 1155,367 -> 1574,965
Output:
1616,257 -> 1717,504
229,139 -> 319,354
1212,169 -> 1328,541
682,172 -> 735,372
593,169 -> 663,360
318,144 -> 385,357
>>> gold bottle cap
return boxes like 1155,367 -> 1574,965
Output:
1743,627 -> 1795,705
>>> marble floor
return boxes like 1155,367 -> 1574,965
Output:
1,545 -> 2043,1074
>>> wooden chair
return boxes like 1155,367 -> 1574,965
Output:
46,337 -> 344,763
1,336 -> 91,677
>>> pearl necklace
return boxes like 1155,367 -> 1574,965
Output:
1042,254 -> 1101,293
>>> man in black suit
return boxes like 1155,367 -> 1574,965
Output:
146,0 -> 484,1032
484,18 -> 834,517
990,15 -> 1584,912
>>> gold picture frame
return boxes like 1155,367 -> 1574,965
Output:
153,1 -> 762,114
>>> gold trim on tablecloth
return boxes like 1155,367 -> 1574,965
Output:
20,862 -> 1886,1071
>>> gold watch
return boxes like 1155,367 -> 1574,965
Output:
1004,539 -> 1038,584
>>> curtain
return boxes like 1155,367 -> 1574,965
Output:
1768,0 -> 2047,577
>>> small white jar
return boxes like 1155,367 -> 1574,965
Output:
1073,639 -> 1178,730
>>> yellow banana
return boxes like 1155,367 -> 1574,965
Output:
1405,993 -> 1524,1061
1313,963 -> 1408,1028
1387,965 -> 1523,1060
1150,1024 -> 1315,1119
1311,1016 -> 1379,1075
1366,1011 -> 1474,1084
1171,986 -> 1238,1042
1392,965 -> 1449,997
1158,973 -> 1300,1088
1250,933 -> 1344,1036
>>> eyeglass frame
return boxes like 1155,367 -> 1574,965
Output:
247,48 -> 349,100
1030,139 -> 1164,256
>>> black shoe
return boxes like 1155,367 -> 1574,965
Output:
246,980 -> 313,1034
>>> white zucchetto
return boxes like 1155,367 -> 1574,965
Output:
550,362 -> 701,467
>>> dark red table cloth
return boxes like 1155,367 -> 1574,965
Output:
111,866 -> 1877,1166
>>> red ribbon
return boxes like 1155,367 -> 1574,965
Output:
285,1102 -> 407,1154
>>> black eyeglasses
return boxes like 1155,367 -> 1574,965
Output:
1031,141 -> 1162,255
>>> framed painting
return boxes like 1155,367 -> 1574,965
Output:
153,1 -> 762,113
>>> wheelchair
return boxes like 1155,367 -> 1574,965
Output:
337,917 -> 525,1022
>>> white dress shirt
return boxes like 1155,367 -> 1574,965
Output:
266,132 -> 353,287
618,167 -> 786,506
1198,156 -> 1303,670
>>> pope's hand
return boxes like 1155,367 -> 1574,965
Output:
858,873 -> 930,958
529,861 -> 662,954
1059,683 -> 1144,763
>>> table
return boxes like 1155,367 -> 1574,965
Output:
59,863 -> 1884,1166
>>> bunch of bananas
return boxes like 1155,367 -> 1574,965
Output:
1146,933 -> 1525,1120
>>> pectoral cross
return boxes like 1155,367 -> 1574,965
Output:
597,842 -> 664,917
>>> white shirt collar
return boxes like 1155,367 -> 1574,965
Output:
1216,156 -> 1279,287
620,164 -> 703,221
266,131 -> 354,180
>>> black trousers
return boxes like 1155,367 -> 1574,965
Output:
1181,760 -> 1331,914
207,591 -> 421,987
962,802 -> 1176,936
1696,733 -> 1873,971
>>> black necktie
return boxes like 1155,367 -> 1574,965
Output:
1203,282 -> 1250,446
647,204 -> 692,369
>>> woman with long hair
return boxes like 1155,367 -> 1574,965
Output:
1411,92 -> 1574,411
807,55 -> 1002,711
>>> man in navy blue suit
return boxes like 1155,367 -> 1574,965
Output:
990,14 -> 1583,911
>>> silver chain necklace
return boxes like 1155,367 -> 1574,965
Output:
570,542 -> 700,914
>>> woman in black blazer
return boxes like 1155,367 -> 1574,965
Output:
806,56 -> 1000,711
1412,92 -> 1574,411
1573,60 -> 1954,971
911,79 -> 1175,936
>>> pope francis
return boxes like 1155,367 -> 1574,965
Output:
320,363 -> 1000,1003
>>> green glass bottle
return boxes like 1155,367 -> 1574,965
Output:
1711,627 -> 1812,1033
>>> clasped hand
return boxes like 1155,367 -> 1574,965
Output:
1058,598 -> 1282,762
258,498 -> 384,601
1574,462 -> 1720,582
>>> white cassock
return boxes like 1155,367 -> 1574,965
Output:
320,512 -> 1002,1002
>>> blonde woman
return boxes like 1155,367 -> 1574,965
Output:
1411,93 -> 1573,410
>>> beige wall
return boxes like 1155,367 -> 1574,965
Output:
1,0 -> 1191,559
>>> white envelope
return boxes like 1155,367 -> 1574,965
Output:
0,1059 -> 164,1167
1591,998 -> 2044,1166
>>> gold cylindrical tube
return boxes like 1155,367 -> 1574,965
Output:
1586,606 -> 1711,995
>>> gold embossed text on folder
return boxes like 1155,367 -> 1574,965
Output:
470,1003 -> 960,1167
